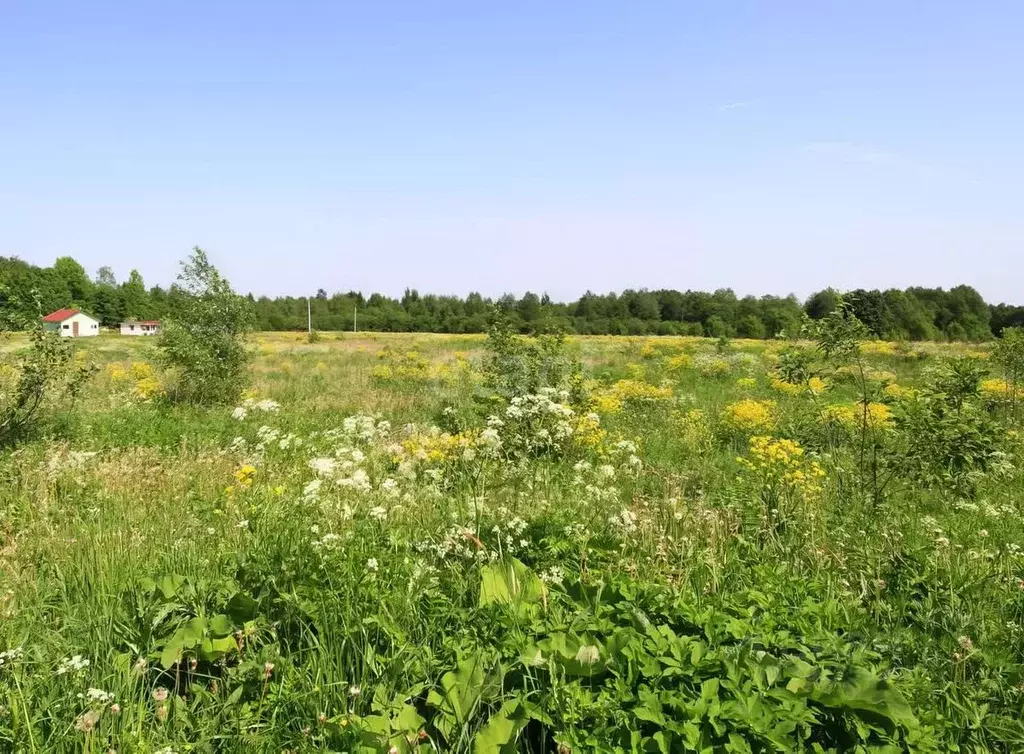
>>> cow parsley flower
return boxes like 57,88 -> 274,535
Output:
56,655 -> 90,675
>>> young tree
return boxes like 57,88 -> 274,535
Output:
159,247 -> 254,404
993,326 -> 1024,419
0,295 -> 95,446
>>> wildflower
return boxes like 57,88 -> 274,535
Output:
366,558 -> 379,572
540,566 -> 565,585
958,635 -> 974,652
109,703 -> 121,714
980,529 -> 989,537
152,687 -> 169,703
574,645 -> 600,665
56,655 -> 90,675
233,464 -> 257,488
264,662 -> 275,678
232,406 -> 247,420
864,402 -> 894,429
309,457 -> 338,477
0,647 -> 23,666
133,657 -> 148,675
722,399 -> 775,432
75,709 -> 101,733
236,519 -> 249,529
86,688 -> 114,705
349,684 -> 361,697
980,378 -> 1012,399
369,506 -> 387,521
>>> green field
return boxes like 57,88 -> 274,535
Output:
1,330 -> 1022,752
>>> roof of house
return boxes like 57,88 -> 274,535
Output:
122,320 -> 161,325
42,308 -> 82,323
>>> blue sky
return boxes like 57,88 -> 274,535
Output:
2,1 -> 1022,302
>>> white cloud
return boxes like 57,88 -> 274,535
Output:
717,99 -> 756,112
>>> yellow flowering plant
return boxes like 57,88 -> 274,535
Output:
722,399 -> 776,433
738,435 -> 826,528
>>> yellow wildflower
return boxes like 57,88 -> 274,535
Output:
722,399 -> 775,432
739,435 -> 825,497
665,353 -> 693,372
822,403 -> 894,430
865,402 -> 894,429
883,383 -> 912,399
770,378 -> 802,396
233,464 -> 257,489
980,379 -> 1012,399
822,404 -> 857,427
807,376 -> 827,395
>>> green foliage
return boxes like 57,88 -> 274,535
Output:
3,254 -> 1013,338
4,329 -> 1024,751
0,322 -> 94,446
893,359 -> 1004,496
158,247 -> 255,405
482,318 -> 582,403
993,326 -> 1024,416
814,300 -> 869,364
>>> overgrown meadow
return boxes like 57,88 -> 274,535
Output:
2,327 -> 1024,752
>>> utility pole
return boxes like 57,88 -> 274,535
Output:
307,297 -> 312,334
353,305 -> 358,333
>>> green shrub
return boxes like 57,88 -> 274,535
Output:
158,247 -> 254,405
0,324 -> 94,446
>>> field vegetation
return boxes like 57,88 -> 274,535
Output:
2,266 -> 1024,751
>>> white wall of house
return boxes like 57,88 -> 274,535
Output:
120,322 -> 160,336
58,312 -> 100,337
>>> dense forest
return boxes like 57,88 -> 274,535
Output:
2,254 -> 1023,340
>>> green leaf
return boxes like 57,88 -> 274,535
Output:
428,654 -> 487,742
181,616 -> 206,645
394,703 -> 425,732
474,701 -> 527,754
208,613 -> 233,637
157,574 -> 186,600
160,638 -> 183,669
199,635 -> 236,661
634,704 -> 666,726
479,557 -> 544,613
226,591 -> 257,623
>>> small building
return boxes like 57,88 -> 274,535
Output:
42,308 -> 100,337
120,320 -> 161,336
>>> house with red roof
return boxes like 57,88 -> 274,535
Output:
42,308 -> 100,337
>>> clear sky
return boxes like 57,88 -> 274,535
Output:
2,1 -> 1022,302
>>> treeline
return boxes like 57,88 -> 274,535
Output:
3,254 -> 1024,340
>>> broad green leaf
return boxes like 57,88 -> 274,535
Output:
208,613 -> 233,637
157,574 -> 186,600
474,701 -> 527,754
199,635 -> 236,661
226,592 -> 257,623
479,557 -> 544,613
